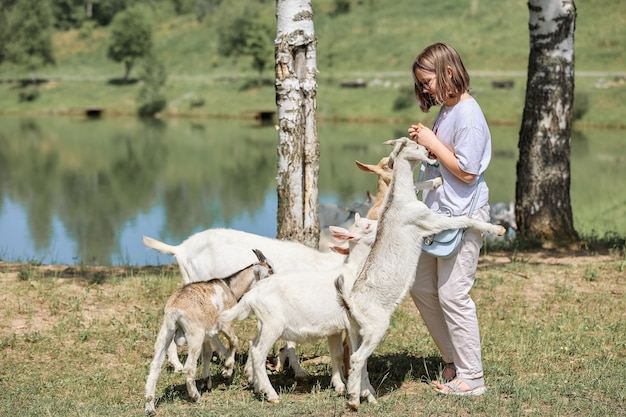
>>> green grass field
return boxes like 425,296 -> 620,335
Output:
0,251 -> 624,416
0,0 -> 625,127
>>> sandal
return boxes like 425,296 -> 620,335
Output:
434,378 -> 486,396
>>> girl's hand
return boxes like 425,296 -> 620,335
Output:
407,123 -> 424,141
408,123 -> 438,150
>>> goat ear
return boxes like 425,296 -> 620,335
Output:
329,244 -> 350,255
329,229 -> 352,242
355,160 -> 374,173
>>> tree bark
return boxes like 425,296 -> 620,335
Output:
516,0 -> 579,244
275,0 -> 320,248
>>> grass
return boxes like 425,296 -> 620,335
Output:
0,250 -> 624,416
0,0 -> 625,127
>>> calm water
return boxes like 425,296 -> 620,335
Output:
0,115 -> 623,266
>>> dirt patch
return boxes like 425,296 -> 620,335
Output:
0,262 -> 177,337
1,250 -> 624,338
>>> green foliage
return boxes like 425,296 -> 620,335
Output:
2,0 -> 55,73
50,0 -> 88,30
217,1 -> 274,79
136,52 -> 168,117
573,91 -> 589,121
0,0 -> 625,127
195,0 -> 221,21
392,86 -> 416,112
332,0 -> 351,15
90,0 -> 127,26
0,1 -> 13,63
247,23 -> 274,79
171,0 -> 196,15
106,4 -> 153,81
18,84 -> 40,102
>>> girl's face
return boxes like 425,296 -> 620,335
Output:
414,68 -> 437,98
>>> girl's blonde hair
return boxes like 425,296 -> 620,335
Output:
412,42 -> 470,112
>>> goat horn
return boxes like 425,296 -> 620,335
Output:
252,249 -> 267,262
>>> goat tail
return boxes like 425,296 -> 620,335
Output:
142,235 -> 178,255
334,274 -> 352,315
220,298 -> 252,323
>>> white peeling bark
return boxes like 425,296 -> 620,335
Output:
275,0 -> 319,247
516,0 -> 578,243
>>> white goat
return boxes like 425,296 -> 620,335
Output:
143,229 -> 346,377
142,229 -> 344,285
337,137 -> 506,410
220,214 -> 379,404
144,249 -> 273,416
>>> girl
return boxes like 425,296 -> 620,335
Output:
407,42 -> 491,396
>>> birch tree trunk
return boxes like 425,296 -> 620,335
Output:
515,0 -> 579,243
275,0 -> 319,248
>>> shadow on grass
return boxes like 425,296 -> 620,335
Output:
147,350 -> 449,416
156,367 -> 235,407
107,78 -> 140,86
4,262 -> 178,284
228,352 -> 443,401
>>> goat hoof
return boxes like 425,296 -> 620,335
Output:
198,378 -> 212,393
168,362 -> 184,372
347,400 -> 359,411
267,398 -> 280,404
144,400 -> 156,416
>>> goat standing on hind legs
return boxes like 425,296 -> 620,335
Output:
336,138 -> 505,410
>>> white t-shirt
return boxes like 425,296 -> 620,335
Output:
421,97 -> 492,216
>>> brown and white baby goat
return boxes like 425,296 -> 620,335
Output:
144,249 -> 273,416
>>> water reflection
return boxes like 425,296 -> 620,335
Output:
0,116 -> 393,265
0,116 -> 623,266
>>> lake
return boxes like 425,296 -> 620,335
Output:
0,115 -> 623,266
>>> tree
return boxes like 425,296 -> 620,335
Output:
218,3 -> 273,82
1,0 -> 55,75
91,0 -> 127,26
247,21 -> 274,81
136,52 -> 168,117
275,0 -> 320,248
107,5 -> 152,82
516,0 -> 578,244
50,0 -> 87,30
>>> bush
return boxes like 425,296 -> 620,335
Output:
572,92 -> 589,121
392,87 -> 416,112
18,86 -> 40,102
136,52 -> 168,118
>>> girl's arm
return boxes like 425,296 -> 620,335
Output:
408,124 -> 476,184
